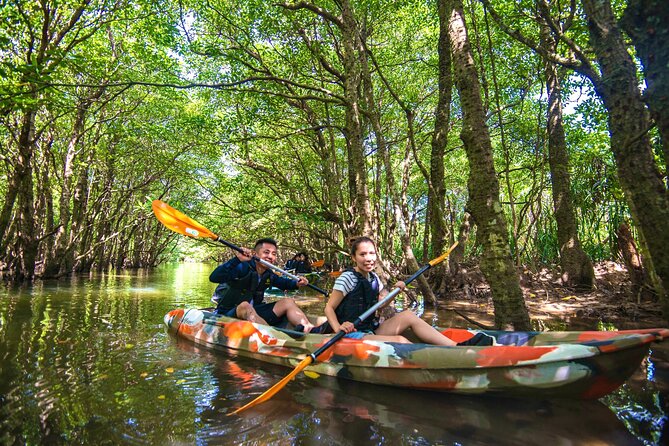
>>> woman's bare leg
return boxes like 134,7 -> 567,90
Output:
375,310 -> 456,346
360,334 -> 411,343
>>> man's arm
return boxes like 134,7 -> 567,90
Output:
209,257 -> 250,283
271,274 -> 301,290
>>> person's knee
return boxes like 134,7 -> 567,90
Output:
391,335 -> 410,343
284,298 -> 298,307
276,298 -> 298,311
397,310 -> 419,322
236,302 -> 253,318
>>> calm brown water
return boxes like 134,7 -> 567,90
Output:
0,263 -> 667,445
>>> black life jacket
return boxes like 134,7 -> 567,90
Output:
214,265 -> 272,313
333,269 -> 380,332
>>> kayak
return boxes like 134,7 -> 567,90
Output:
164,308 -> 669,399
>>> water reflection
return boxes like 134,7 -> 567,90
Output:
0,263 -> 666,445
176,341 -> 640,445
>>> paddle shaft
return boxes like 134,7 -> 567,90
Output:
215,237 -> 330,297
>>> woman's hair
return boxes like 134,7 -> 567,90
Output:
348,236 -> 376,255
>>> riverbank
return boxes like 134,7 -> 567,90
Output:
440,261 -> 667,330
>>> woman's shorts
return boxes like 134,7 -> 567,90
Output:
344,330 -> 374,339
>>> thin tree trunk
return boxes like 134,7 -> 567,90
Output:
15,108 -> 39,280
0,165 -> 20,258
429,0 -> 454,294
358,20 -> 437,304
540,21 -> 595,288
616,222 -> 649,300
446,0 -> 530,329
341,0 -> 372,238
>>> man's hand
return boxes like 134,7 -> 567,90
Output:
296,276 -> 309,287
235,247 -> 253,262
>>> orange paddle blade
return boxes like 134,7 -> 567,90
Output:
329,271 -> 342,278
428,241 -> 459,267
311,259 -> 324,268
229,356 -> 314,415
152,200 -> 218,240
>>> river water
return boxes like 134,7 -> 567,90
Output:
0,262 -> 667,445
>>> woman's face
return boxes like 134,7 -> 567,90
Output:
352,241 -> 377,273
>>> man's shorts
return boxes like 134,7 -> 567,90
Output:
222,302 -> 285,327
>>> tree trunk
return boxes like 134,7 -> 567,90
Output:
621,0 -> 669,177
341,0 -> 372,238
449,211 -> 471,279
540,22 -> 595,289
0,164 -> 20,258
582,0 -> 669,316
429,0 -> 455,294
44,87 -> 106,277
15,108 -> 39,280
616,222 -> 649,300
446,0 -> 530,329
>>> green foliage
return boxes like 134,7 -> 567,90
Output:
0,0 -> 648,274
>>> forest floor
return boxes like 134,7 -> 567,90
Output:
439,261 -> 667,331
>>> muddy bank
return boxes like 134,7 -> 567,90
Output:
440,261 -> 667,330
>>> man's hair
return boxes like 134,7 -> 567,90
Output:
254,238 -> 278,250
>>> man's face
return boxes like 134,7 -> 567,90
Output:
255,243 -> 277,263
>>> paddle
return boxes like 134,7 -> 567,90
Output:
229,241 -> 458,415
151,200 -> 330,297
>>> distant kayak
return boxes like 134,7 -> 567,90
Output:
164,308 -> 669,399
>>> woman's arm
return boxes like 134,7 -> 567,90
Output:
324,290 -> 354,333
377,280 -> 406,307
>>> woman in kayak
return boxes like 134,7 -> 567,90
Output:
323,236 -> 457,345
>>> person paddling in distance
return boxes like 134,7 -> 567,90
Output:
210,238 -> 317,333
323,236 -> 458,345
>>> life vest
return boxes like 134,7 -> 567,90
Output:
214,266 -> 272,313
333,269 -> 380,332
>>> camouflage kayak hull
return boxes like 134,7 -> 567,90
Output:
164,308 -> 669,399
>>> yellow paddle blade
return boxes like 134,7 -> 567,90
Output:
428,241 -> 459,267
152,200 -> 218,240
229,356 -> 314,415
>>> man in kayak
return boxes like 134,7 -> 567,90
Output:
210,238 -> 317,332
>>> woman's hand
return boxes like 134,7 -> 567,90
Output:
339,321 -> 356,333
